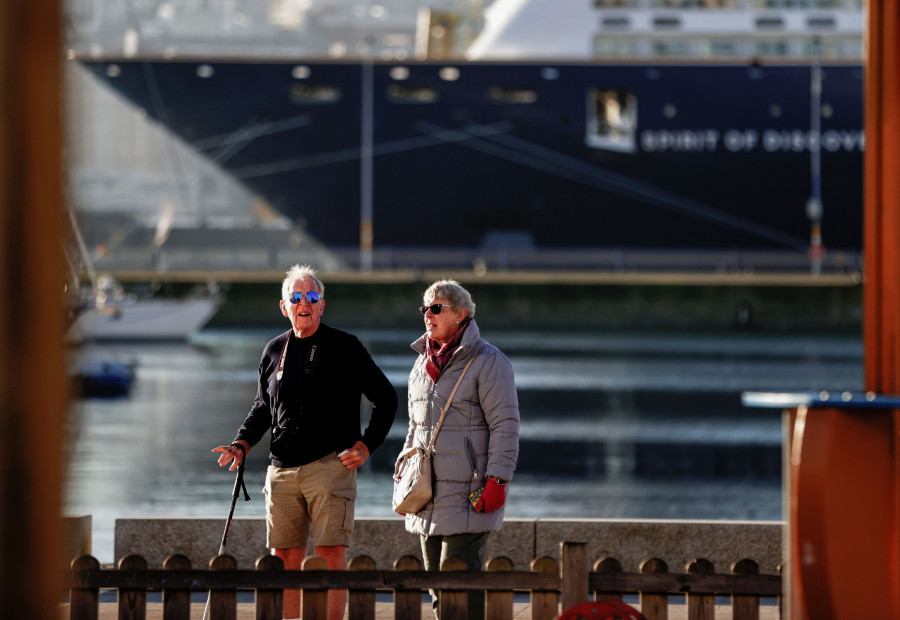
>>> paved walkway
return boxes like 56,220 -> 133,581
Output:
61,602 -> 527,619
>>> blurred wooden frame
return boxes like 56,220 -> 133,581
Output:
789,1 -> 900,617
0,2 -> 67,619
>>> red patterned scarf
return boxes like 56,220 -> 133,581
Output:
425,319 -> 471,382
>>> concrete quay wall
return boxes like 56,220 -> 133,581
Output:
113,517 -> 785,575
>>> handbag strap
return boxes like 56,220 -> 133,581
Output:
424,342 -> 485,457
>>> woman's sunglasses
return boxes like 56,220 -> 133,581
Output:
290,291 -> 321,304
419,304 -> 453,315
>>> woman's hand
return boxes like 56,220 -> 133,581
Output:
474,477 -> 507,513
212,440 -> 250,471
339,440 -> 370,470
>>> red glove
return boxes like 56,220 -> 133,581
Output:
474,477 -> 507,513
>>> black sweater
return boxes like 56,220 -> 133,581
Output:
235,324 -> 398,467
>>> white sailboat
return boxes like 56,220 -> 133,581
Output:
67,276 -> 222,342
65,201 -> 222,343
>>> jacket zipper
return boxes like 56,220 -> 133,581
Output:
427,381 -> 436,446
465,438 -> 478,480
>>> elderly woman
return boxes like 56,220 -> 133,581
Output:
402,279 -> 520,620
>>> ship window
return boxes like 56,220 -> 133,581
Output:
766,0 -> 840,6
585,89 -> 637,153
835,37 -> 861,59
439,67 -> 460,81
802,36 -> 842,56
652,39 -> 690,55
389,66 -> 410,80
712,39 -> 738,56
487,87 -> 538,104
540,67 -> 560,80
755,16 -> 785,29
383,33 -> 411,47
594,37 -> 639,57
840,38 -> 864,59
594,0 -> 635,7
653,16 -> 682,29
196,64 -> 214,78
807,16 -> 837,29
387,84 -> 439,103
755,39 -> 790,55
602,16 -> 631,28
289,84 -> 342,104
695,38 -> 739,56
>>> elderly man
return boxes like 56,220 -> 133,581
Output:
213,264 -> 398,620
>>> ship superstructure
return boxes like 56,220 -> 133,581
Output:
66,0 -> 865,271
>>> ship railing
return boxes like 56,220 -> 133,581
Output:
88,244 -> 862,276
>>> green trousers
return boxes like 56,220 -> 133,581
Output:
420,532 -> 490,620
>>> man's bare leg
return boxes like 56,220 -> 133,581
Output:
274,546 -> 306,619
315,545 -> 348,620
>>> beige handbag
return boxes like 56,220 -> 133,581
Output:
392,345 -> 483,514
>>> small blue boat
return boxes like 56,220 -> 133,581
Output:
75,358 -> 136,397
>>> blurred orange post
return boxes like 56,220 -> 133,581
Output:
0,1 -> 67,619
788,1 -> 900,617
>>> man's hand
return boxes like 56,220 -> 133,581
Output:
212,440 -> 250,471
338,440 -> 370,470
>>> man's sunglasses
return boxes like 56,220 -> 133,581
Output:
419,304 -> 453,315
290,291 -> 321,304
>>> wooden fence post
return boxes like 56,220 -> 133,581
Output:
438,556 -> 468,620
731,559 -> 760,620
777,562 -> 785,620
685,559 -> 715,620
302,555 -> 329,620
70,555 -> 100,620
209,555 -> 238,620
163,554 -> 191,620
530,557 -> 559,620
560,542 -> 588,613
485,556 -> 514,620
639,558 -> 668,620
593,557 -> 623,602
118,555 -> 148,620
393,555 -> 423,620
348,555 -> 376,620
256,554 -> 284,620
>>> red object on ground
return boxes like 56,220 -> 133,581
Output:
557,600 -> 645,620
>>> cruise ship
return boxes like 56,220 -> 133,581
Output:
67,0 -> 865,268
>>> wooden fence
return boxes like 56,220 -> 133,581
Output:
66,542 -> 782,620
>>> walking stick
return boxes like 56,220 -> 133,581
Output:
203,447 -> 251,620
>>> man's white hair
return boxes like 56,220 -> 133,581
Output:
281,264 -> 324,301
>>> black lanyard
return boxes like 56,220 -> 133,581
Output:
274,330 -> 320,405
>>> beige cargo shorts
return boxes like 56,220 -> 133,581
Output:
264,452 -> 357,549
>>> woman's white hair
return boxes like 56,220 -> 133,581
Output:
281,264 -> 324,301
424,279 -> 476,318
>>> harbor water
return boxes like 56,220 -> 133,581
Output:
64,327 -> 864,564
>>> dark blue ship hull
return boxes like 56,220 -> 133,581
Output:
82,59 -> 864,252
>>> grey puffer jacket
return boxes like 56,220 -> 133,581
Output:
403,319 -> 520,536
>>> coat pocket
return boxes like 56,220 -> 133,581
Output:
465,438 -> 479,482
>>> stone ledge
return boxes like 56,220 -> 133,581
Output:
535,518 -> 784,575
113,517 -> 784,573
62,515 -> 92,567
